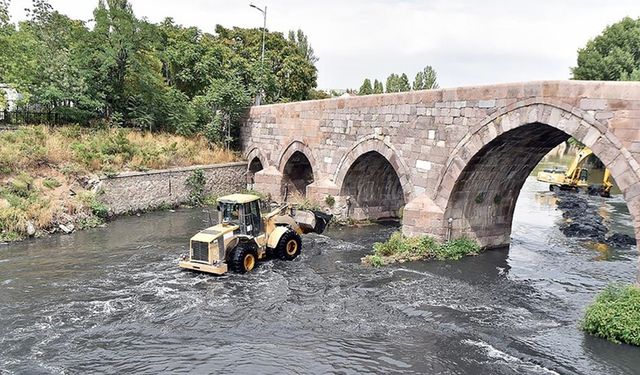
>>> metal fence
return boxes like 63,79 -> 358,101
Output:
0,110 -> 68,126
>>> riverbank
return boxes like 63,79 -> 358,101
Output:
0,125 -> 241,242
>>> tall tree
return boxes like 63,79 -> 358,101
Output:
413,65 -> 439,90
373,79 -> 383,94
399,73 -> 410,91
413,72 -> 424,90
386,73 -> 398,93
572,17 -> 640,81
421,65 -> 439,89
288,29 -> 318,64
359,78 -> 373,95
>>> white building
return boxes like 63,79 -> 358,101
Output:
0,84 -> 22,111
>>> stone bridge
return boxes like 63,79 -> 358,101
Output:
240,80 -> 640,248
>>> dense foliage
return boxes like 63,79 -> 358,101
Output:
572,17 -> 640,81
358,65 -> 439,95
362,231 -> 481,267
582,284 -> 640,345
0,0 -> 318,145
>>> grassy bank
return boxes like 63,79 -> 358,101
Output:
582,284 -> 640,345
0,125 -> 239,241
362,231 -> 481,267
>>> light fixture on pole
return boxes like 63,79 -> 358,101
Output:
249,3 -> 267,68
249,3 -> 267,105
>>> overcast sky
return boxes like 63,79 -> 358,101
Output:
7,0 -> 640,89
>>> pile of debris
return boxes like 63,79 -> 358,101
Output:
555,191 -> 636,247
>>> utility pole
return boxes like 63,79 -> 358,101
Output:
249,3 -> 267,105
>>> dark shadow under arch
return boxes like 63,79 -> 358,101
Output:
282,151 -> 314,198
340,151 -> 405,220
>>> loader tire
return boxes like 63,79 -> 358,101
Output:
229,243 -> 258,273
275,229 -> 302,261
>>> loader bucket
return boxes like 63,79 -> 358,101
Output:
292,209 -> 333,234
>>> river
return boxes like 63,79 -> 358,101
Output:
1,177 -> 638,374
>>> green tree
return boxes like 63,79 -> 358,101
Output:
288,29 -> 318,64
572,17 -> 640,81
0,89 -> 6,110
359,78 -> 373,95
413,72 -> 424,90
386,73 -> 398,93
399,73 -> 410,91
373,79 -> 383,94
413,65 -> 439,90
198,77 -> 250,149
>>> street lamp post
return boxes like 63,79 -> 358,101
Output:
249,3 -> 267,105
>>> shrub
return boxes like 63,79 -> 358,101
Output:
186,169 -> 207,206
42,178 -> 61,189
435,237 -> 481,260
364,231 -> 482,266
582,284 -> 640,345
325,194 -> 335,207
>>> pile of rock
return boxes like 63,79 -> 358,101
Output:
555,191 -> 636,247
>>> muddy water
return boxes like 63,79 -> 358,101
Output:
1,178 -> 639,374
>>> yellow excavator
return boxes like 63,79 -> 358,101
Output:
536,147 -> 613,197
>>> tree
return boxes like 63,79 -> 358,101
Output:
288,29 -> 318,64
359,78 -> 373,95
399,73 -> 410,91
413,65 -> 439,90
386,73 -> 398,93
413,72 -> 424,91
373,79 -> 383,94
572,17 -> 640,81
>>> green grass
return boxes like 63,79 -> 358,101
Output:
42,178 -> 61,189
582,284 -> 640,345
362,231 -> 482,267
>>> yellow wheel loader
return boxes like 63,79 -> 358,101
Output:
178,193 -> 332,275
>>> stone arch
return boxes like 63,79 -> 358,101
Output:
278,141 -> 317,198
245,146 -> 268,170
436,100 -> 640,248
334,136 -> 414,202
277,141 -> 317,179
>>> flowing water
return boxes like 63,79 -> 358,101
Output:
1,178 -> 639,374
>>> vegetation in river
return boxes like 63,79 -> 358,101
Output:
582,284 -> 640,346
362,231 -> 482,267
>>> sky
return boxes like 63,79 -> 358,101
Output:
7,0 -> 640,90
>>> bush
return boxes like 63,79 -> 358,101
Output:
186,169 -> 207,206
325,194 -> 335,207
435,237 -> 481,260
363,231 -> 482,267
582,284 -> 640,345
42,178 -> 61,189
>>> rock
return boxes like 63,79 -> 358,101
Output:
26,221 -> 36,237
605,233 -> 637,247
59,223 -> 75,234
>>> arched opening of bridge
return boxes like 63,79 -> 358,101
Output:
444,122 -> 631,249
282,151 -> 314,198
341,151 -> 405,220
247,157 -> 263,189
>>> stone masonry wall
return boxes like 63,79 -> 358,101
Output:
99,162 -> 247,214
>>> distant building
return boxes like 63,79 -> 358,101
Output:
0,84 -> 22,111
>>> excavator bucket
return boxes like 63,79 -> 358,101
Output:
292,209 -> 333,234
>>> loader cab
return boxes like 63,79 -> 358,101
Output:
217,194 -> 263,237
